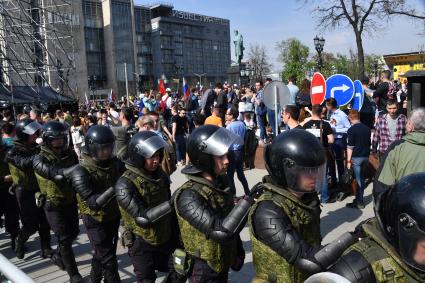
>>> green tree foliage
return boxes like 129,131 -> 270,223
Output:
276,38 -> 309,84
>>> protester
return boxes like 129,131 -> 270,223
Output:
372,99 -> 407,161
243,112 -> 255,129
225,106 -> 249,196
161,88 -> 173,126
373,70 -> 393,111
360,76 -> 376,129
185,87 -> 199,131
295,79 -> 312,108
303,104 -> 334,203
345,110 -> 371,209
171,107 -> 188,166
252,80 -> 267,144
282,104 -> 302,130
70,117 -> 84,160
374,107 -> 425,198
326,97 -> 351,188
204,104 -> 223,127
287,76 -> 299,105
200,83 -> 220,117
192,112 -> 205,128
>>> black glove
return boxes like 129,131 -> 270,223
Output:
54,164 -> 78,182
248,182 -> 264,200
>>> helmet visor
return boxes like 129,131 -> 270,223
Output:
134,135 -> 170,158
89,142 -> 115,161
284,160 -> 327,193
201,127 -> 244,156
23,121 -> 43,135
398,213 -> 425,273
47,134 -> 70,151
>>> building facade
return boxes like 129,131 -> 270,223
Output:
1,1 -> 231,101
383,51 -> 425,81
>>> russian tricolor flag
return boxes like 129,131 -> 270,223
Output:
183,77 -> 190,101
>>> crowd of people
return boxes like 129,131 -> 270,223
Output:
0,68 -> 424,283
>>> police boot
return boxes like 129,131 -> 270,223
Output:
40,235 -> 53,259
51,250 -> 65,270
88,258 -> 103,283
60,245 -> 83,283
10,234 -> 17,251
39,230 -> 54,258
102,260 -> 121,283
14,230 -> 30,259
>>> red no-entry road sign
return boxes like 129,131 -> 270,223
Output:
310,72 -> 326,105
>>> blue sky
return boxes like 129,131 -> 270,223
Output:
135,0 -> 425,71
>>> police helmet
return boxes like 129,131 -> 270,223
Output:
84,125 -> 115,162
186,125 -> 243,174
376,172 -> 425,273
264,129 -> 326,193
42,121 -> 69,152
15,118 -> 42,142
22,105 -> 32,114
126,131 -> 169,168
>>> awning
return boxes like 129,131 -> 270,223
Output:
0,85 -> 75,105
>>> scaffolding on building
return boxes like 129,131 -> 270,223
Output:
0,0 -> 77,101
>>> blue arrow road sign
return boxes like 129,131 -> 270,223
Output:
325,74 -> 355,106
351,80 -> 364,111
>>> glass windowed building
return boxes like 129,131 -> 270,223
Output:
1,1 -> 230,100
92,1 -> 230,97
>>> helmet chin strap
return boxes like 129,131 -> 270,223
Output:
93,157 -> 111,168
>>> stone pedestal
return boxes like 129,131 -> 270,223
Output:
226,63 -> 247,86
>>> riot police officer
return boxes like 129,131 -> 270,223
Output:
0,127 -> 19,250
6,118 -> 52,259
32,121 -> 82,282
249,129 -> 331,282
65,125 -> 124,282
329,172 -> 425,282
115,131 -> 178,283
174,125 -> 253,282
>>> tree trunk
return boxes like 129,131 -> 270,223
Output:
355,30 -> 365,79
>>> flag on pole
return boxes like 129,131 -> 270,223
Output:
84,92 -> 89,106
158,79 -> 166,95
183,77 -> 190,101
108,89 -> 116,102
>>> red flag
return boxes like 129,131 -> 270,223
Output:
158,79 -> 166,95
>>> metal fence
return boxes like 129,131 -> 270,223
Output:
0,253 -> 34,283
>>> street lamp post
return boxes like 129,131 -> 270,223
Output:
193,72 -> 207,88
314,35 -> 325,72
239,68 -> 246,87
373,61 -> 378,83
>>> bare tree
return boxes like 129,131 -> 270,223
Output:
247,44 -> 272,82
308,0 -> 425,78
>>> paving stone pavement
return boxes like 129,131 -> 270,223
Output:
0,168 -> 374,282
